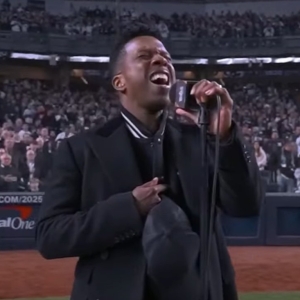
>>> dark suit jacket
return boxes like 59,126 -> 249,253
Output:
35,115 -> 262,300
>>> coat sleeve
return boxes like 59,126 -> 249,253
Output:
35,138 -> 143,259
208,122 -> 263,217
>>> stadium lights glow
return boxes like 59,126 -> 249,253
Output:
216,57 -> 273,64
9,53 -> 300,65
274,57 -> 294,63
68,56 -> 209,64
11,53 -> 51,60
69,56 -> 109,62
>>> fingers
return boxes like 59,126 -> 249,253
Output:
190,80 -> 208,101
175,108 -> 198,124
147,183 -> 167,199
152,184 -> 168,203
142,177 -> 159,187
153,184 -> 168,194
190,80 -> 233,109
137,181 -> 167,207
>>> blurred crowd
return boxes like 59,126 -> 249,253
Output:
1,0 -> 300,39
0,78 -> 300,193
0,79 -> 119,193
232,83 -> 300,193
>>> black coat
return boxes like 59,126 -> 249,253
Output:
35,115 -> 263,300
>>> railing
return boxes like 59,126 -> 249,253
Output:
0,31 -> 299,57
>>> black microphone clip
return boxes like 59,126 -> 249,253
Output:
198,103 -> 210,127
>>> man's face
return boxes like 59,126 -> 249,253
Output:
114,35 -> 176,112
271,132 -> 278,140
26,150 -> 35,162
23,133 -> 32,144
41,128 -> 48,138
1,154 -> 11,166
29,143 -> 38,152
4,138 -> 14,149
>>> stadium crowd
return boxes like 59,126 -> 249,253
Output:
0,78 -> 300,193
0,0 -> 300,38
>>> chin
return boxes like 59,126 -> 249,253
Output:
147,97 -> 170,113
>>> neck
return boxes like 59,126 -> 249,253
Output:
122,103 -> 163,133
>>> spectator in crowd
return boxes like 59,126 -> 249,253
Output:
55,124 -> 75,142
0,153 -> 22,191
0,75 -> 299,194
294,164 -> 300,193
295,126 -> 300,157
1,0 -> 300,41
4,135 -> 26,172
266,131 -> 283,183
28,177 -> 42,192
277,142 -> 297,192
253,141 -> 267,170
22,149 -> 37,183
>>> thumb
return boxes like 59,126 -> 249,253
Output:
142,177 -> 159,187
175,108 -> 198,124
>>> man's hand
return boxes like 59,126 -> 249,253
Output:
132,178 -> 167,216
176,80 -> 233,139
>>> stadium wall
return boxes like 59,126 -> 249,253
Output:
0,192 -> 300,250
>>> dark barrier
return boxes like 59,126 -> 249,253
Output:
221,200 -> 266,246
0,192 -> 300,250
0,192 -> 43,250
265,193 -> 300,246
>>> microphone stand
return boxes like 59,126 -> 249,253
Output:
198,103 -> 210,300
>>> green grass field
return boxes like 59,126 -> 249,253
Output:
3,293 -> 300,300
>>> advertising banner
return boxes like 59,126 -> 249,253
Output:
0,193 -> 43,240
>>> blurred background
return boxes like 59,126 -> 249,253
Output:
1,0 -> 300,299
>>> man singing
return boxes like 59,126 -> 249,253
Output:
36,24 -> 262,300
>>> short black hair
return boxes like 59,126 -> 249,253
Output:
109,23 -> 163,78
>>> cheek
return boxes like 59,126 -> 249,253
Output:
170,66 -> 176,80
124,64 -> 147,85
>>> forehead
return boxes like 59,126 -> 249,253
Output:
124,36 -> 169,56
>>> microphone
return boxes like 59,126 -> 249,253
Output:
169,80 -> 219,116
169,80 -> 199,112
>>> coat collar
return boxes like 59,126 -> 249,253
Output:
87,116 -> 201,213
86,116 -> 143,194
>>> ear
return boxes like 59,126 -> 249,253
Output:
112,74 -> 126,92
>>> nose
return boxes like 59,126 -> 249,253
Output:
151,54 -> 168,66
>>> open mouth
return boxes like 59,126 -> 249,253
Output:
150,72 -> 170,86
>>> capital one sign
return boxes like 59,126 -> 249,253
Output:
0,205 -> 35,231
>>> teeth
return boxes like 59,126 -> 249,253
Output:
150,73 -> 168,84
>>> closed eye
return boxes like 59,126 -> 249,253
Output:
138,54 -> 151,60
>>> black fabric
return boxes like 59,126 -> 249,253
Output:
142,196 -> 200,300
36,115 -> 262,300
163,130 -> 190,220
129,137 -> 154,183
121,107 -> 166,182
123,112 -> 208,298
122,110 -> 194,299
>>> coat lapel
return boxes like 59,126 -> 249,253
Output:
86,118 -> 143,194
167,121 -> 201,214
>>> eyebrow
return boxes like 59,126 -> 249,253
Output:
137,48 -> 171,57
